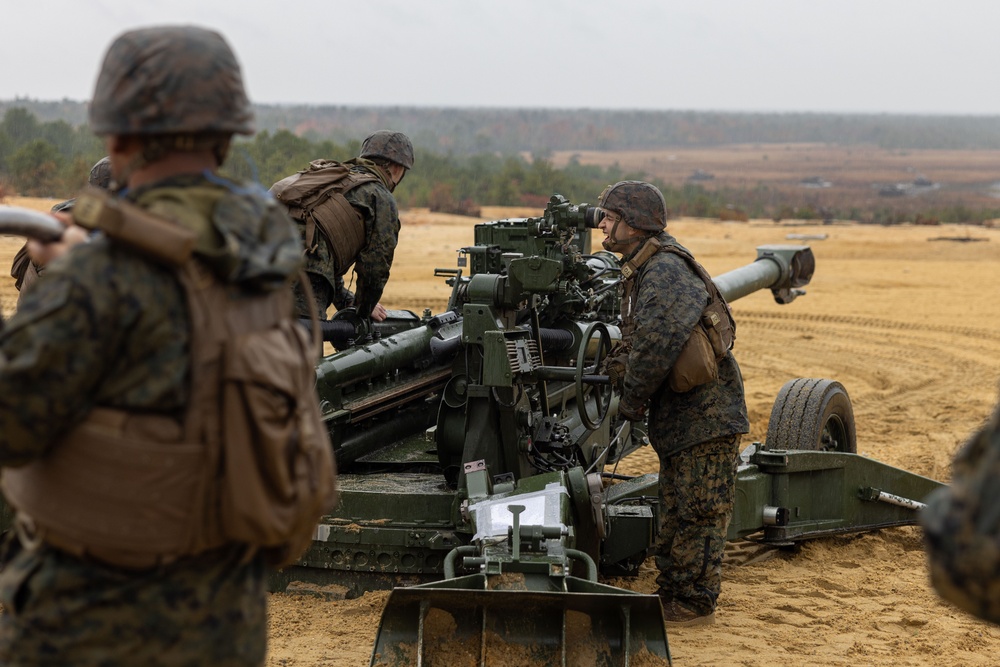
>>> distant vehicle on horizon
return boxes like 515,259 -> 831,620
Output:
800,176 -> 832,188
878,184 -> 907,197
688,169 -> 715,182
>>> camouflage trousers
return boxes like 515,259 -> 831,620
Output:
653,434 -> 741,616
0,538 -> 267,666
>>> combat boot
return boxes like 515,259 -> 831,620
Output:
661,599 -> 716,627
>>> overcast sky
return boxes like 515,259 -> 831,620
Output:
2,0 -> 997,115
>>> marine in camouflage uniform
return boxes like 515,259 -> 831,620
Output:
597,181 -> 749,627
922,397 -> 1000,624
290,131 -> 414,322
0,26 -> 301,666
9,156 -> 113,305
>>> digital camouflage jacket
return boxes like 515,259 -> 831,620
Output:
922,398 -> 1000,624
0,173 -> 302,463
620,231 -> 749,456
0,173 -> 302,667
297,159 -> 400,319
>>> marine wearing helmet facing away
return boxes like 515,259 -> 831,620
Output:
271,129 -> 414,326
598,180 -> 748,627
0,25 -> 335,666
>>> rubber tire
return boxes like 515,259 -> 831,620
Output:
765,378 -> 857,453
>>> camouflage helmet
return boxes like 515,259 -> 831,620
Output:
359,131 -> 414,170
89,26 -> 254,137
88,156 -> 113,189
598,181 -> 667,232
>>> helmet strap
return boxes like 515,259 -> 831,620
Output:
372,163 -> 397,192
389,164 -> 406,189
602,217 -> 636,253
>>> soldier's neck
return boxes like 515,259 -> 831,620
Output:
126,151 -> 219,189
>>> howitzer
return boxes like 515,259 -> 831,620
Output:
312,198 -> 818,475
274,195 -> 942,666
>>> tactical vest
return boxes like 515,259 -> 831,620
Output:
620,237 -> 736,393
1,192 -> 337,570
270,160 -> 380,276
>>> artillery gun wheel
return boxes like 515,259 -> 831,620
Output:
765,378 -> 857,453
576,322 -> 612,430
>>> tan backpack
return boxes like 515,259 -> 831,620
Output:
2,190 -> 337,569
181,260 -> 338,567
270,160 -> 378,275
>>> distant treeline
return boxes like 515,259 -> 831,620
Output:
0,107 -> 104,196
3,105 -> 1000,224
5,98 -> 1000,153
224,130 -> 688,213
0,106 -> 732,216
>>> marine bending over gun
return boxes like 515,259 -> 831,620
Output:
271,130 -> 414,330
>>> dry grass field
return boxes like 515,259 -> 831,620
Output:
550,144 -> 1000,219
3,197 -> 1000,666
552,144 -> 1000,189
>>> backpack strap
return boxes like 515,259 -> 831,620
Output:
658,244 -> 730,309
72,187 -> 196,266
271,162 -> 379,258
620,237 -> 662,280
658,243 -> 737,359
619,237 -> 737,361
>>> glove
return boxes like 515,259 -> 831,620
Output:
606,358 -> 626,392
617,399 -> 646,423
601,342 -> 631,393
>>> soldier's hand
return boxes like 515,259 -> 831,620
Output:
600,343 -> 630,393
370,303 -> 388,322
617,399 -> 646,423
27,211 -> 89,266
606,359 -> 626,392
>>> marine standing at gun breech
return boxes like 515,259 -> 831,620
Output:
598,180 -> 749,627
0,25 -> 335,666
271,130 -> 414,328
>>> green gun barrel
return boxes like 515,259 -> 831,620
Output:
714,244 -> 815,304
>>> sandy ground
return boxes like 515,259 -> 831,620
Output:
3,198 -> 1000,666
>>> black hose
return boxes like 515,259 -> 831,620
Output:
299,319 -> 356,347
538,327 -> 574,351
